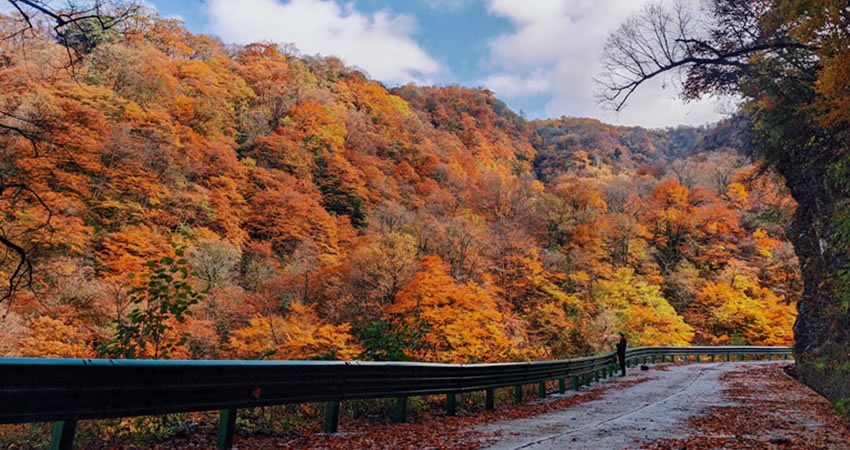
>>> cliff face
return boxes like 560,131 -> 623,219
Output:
769,122 -> 850,412
788,176 -> 850,412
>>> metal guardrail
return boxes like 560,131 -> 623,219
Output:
0,346 -> 792,449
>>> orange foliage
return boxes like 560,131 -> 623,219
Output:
20,316 -> 93,358
229,303 -> 359,360
389,256 -> 516,363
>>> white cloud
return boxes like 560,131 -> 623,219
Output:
206,0 -> 441,85
487,0 -> 567,25
478,70 -> 552,97
481,0 -> 727,127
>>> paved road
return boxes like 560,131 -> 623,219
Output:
477,361 -> 788,449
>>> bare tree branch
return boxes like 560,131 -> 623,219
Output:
596,0 -> 817,112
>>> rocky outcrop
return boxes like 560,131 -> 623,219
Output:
780,146 -> 850,412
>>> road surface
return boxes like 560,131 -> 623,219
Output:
477,361 -> 809,449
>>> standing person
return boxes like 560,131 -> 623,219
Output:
617,333 -> 627,376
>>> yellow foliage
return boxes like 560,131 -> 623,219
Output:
593,269 -> 694,346
693,276 -> 796,346
726,182 -> 750,209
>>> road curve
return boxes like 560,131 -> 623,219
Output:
477,361 -> 787,450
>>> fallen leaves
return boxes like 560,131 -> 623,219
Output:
643,364 -> 850,449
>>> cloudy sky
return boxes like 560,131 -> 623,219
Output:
150,0 -> 727,128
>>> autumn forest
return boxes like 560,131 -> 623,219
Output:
0,12 -> 802,368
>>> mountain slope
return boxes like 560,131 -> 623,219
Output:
0,16 -> 798,363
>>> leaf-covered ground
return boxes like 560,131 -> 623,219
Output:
643,364 -> 850,449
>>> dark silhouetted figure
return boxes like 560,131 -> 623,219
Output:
617,333 -> 627,376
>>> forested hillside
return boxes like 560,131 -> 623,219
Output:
0,15 -> 798,364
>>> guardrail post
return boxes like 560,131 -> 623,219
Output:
217,408 -> 237,449
739,353 -> 744,361
324,401 -> 340,433
711,354 -> 715,362
394,395 -> 408,423
572,376 -> 580,391
446,393 -> 457,416
538,381 -> 547,399
594,370 -> 600,383
50,420 -> 76,450
486,388 -> 495,410
514,385 -> 523,404
559,378 -> 566,393
783,353 -> 788,360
